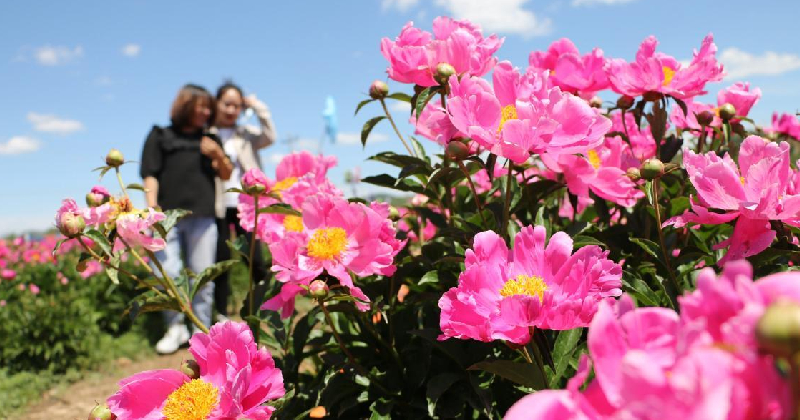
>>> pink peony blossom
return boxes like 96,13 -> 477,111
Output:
607,34 -> 724,100
529,38 -> 610,98
664,135 -> 800,265
263,195 -> 405,317
0,269 -> 15,280
86,185 -> 111,206
55,199 -> 85,237
438,225 -> 622,345
717,82 -> 761,118
116,209 -> 167,252
411,101 -> 462,146
381,17 -> 503,87
108,321 -> 284,420
670,100 -> 720,132
241,167 -> 271,192
446,62 -> 611,163
768,112 -> 800,140
29,284 -> 40,294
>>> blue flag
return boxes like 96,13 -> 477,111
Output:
322,96 -> 338,144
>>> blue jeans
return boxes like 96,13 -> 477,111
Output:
153,216 -> 217,329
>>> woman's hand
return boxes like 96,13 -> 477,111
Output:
244,94 -> 269,115
200,136 -> 224,160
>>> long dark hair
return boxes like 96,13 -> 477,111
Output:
169,83 -> 213,130
210,80 -> 245,126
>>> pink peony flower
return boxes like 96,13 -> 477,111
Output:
86,185 -> 111,206
446,62 -> 611,163
381,17 -> 503,87
664,135 -> 800,265
116,209 -> 167,252
438,225 -> 622,345
29,284 -> 40,294
0,269 -> 15,280
607,34 -> 724,100
80,261 -> 104,278
108,321 -> 284,420
670,100 -> 720,132
263,195 -> 405,317
0,300 -> 5,307
717,82 -> 761,118
411,101 -> 462,146
241,167 -> 271,192
55,199 -> 86,237
768,112 -> 800,140
529,38 -> 610,98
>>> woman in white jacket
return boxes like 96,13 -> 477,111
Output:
209,81 -> 276,320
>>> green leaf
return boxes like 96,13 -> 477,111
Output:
155,209 -> 192,238
410,136 -> 429,164
630,237 -> 665,266
82,229 -> 112,256
550,328 -> 582,386
191,260 -> 238,299
368,151 -> 430,169
419,270 -> 439,286
104,253 -> 121,285
225,187 -> 245,194
468,359 -> 546,390
354,98 -> 376,116
622,270 -> 659,307
362,174 -> 425,194
126,183 -> 146,192
256,203 -> 301,217
426,373 -> 462,401
573,235 -> 606,248
413,87 -> 435,121
126,292 -> 180,319
387,92 -> 412,102
361,116 -> 387,147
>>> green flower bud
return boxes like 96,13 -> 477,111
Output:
696,110 -> 715,126
309,280 -> 329,299
435,62 -> 456,85
58,212 -> 86,238
445,140 -> 470,161
626,167 -> 641,182
368,80 -> 389,100
105,149 -> 125,168
718,103 -> 736,122
640,158 -> 665,180
755,300 -> 800,358
88,402 -> 116,420
180,359 -> 201,379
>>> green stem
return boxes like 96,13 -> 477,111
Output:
248,195 -> 259,317
696,126 -> 708,154
501,161 -> 514,240
147,249 -> 209,334
115,167 -> 129,200
379,98 -> 415,157
456,160 -> 487,226
77,236 -> 163,296
320,302 -> 393,396
652,179 -> 680,301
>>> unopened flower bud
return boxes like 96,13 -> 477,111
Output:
696,110 -> 715,126
105,149 -> 124,168
244,184 -> 266,195
445,140 -> 470,161
589,96 -> 603,108
642,91 -> 663,102
434,62 -> 456,85
369,80 -> 389,100
756,300 -> 800,358
640,158 -> 665,180
88,402 -> 115,420
77,260 -> 88,272
58,212 -> 86,238
617,95 -> 635,110
180,359 -> 201,379
626,167 -> 641,181
309,280 -> 329,298
241,169 -> 269,196
718,103 -> 736,122
388,206 -> 400,221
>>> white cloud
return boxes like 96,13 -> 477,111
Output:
122,43 -> 141,57
34,45 -> 83,66
435,0 -> 552,37
267,153 -> 285,164
337,132 -> 389,145
382,0 -> 421,12
572,0 -> 637,6
27,112 -> 84,135
390,101 -> 412,113
0,136 -> 41,155
720,48 -> 800,80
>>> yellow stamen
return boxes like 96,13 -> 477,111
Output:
740,176 -> 745,185
307,227 -> 348,260
499,274 -> 548,302
283,215 -> 304,232
272,177 -> 298,197
497,104 -> 518,134
662,66 -> 675,86
162,379 -> 219,420
587,150 -> 601,169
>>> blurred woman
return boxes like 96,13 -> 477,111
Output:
140,84 -> 233,354
210,81 -> 276,320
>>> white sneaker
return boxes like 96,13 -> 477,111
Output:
156,324 -> 190,354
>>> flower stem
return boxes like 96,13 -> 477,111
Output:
456,160 -> 487,226
651,179 -> 680,303
77,235 -> 162,296
115,167 -> 129,200
379,98 -> 415,157
320,301 -> 393,396
248,195 -> 260,317
501,161 -> 514,240
147,249 -> 209,334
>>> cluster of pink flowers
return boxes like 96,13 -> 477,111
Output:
381,16 -> 503,87
769,113 -> 800,140
505,260 -> 797,419
108,321 -> 285,419
236,152 -> 406,318
439,225 -> 622,345
665,135 -> 800,265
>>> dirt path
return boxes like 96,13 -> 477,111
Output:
12,350 -> 190,420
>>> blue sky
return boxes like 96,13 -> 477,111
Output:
2,0 -> 799,235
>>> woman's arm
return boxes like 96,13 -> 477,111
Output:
201,136 -> 234,181
143,176 -> 159,208
245,94 -> 277,150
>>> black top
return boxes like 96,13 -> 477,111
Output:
139,125 -> 223,218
